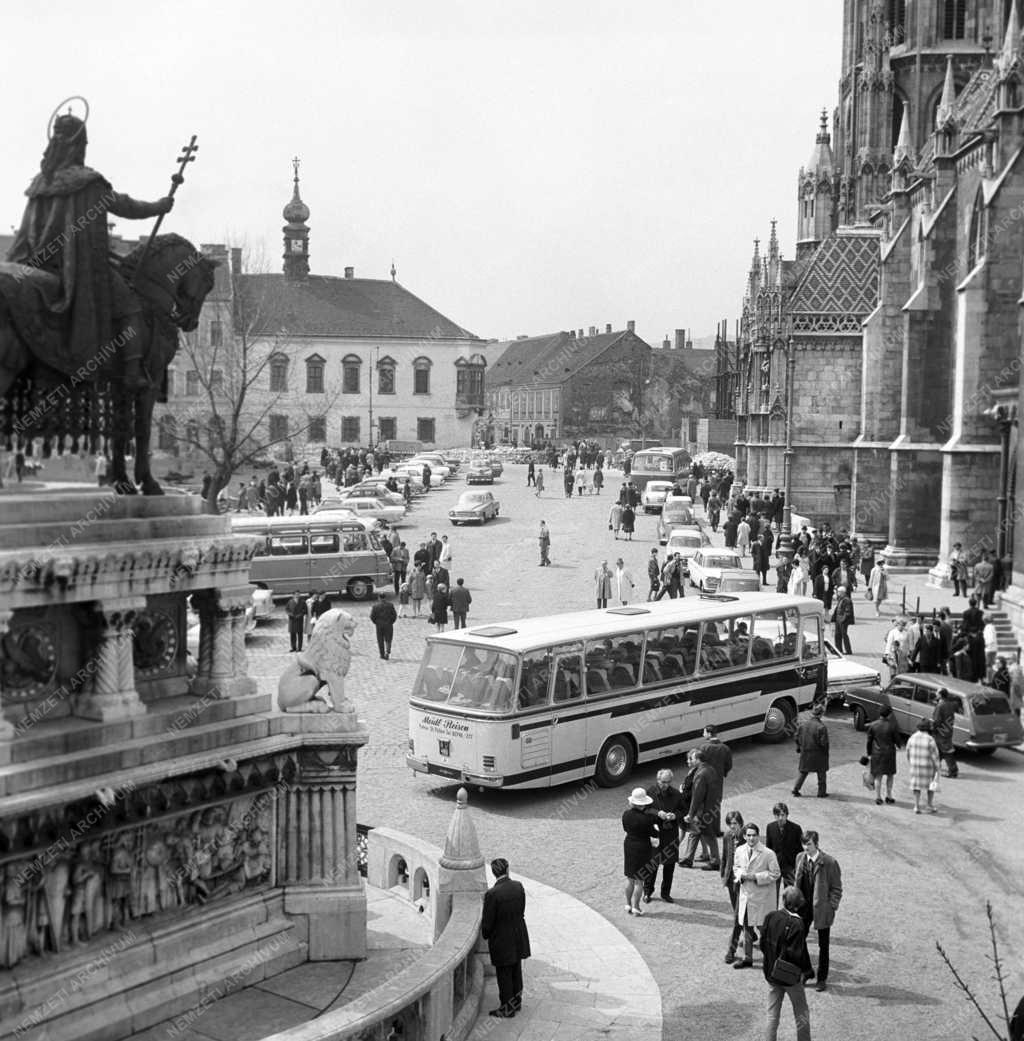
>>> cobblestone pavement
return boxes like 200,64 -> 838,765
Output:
244,468 -> 1024,1041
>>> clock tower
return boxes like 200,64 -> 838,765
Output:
282,156 -> 310,280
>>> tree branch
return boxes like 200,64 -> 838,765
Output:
936,940 -> 1007,1041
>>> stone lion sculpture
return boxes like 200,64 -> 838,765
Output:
277,608 -> 357,718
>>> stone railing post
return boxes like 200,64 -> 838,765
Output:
76,597 -> 148,721
278,730 -> 368,960
191,586 -> 256,698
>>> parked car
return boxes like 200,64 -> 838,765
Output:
250,586 -> 274,620
715,569 -> 765,594
465,460 -> 495,485
657,501 -> 697,543
844,673 -> 1024,752
391,464 -> 445,488
688,548 -> 744,592
484,454 -> 504,477
641,480 -> 675,513
449,490 -> 501,525
338,497 -> 407,527
802,629 -> 880,703
408,455 -> 452,479
664,528 -> 708,575
337,482 -> 406,507
310,502 -> 384,533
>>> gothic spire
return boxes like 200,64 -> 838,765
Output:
750,237 -> 761,274
1000,0 -> 1022,76
805,108 -> 835,177
768,219 -> 779,262
894,101 -> 913,162
936,56 -> 957,129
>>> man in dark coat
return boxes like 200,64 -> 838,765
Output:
833,586 -> 855,654
765,802 -> 804,886
699,724 -> 733,781
912,622 -> 943,673
792,704 -> 830,798
642,768 -> 686,903
932,687 -> 959,778
680,749 -> 722,870
285,592 -> 309,652
481,858 -> 531,1018
793,831 -> 842,991
369,593 -> 397,659
760,887 -> 814,1040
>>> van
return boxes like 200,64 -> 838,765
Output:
232,516 -> 392,601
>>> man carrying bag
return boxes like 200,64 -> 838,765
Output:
760,885 -> 813,1041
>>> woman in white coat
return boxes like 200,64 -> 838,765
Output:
868,560 -> 888,617
731,823 -> 781,969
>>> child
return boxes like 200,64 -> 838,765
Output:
398,580 -> 410,618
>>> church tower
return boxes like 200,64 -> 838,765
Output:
282,157 -> 310,280
796,110 -> 836,260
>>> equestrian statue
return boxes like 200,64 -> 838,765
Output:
0,103 -> 217,493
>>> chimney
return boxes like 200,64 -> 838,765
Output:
626,320 -> 635,333
605,323 -> 612,334
589,326 -> 597,336
344,266 -> 355,279
675,329 -> 685,350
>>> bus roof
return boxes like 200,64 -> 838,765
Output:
231,515 -> 367,533
632,446 -> 686,457
429,593 -> 822,653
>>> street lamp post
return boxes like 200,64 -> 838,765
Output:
777,336 -> 796,564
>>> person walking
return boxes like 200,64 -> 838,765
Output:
409,568 -> 426,617
699,723 -> 732,782
538,521 -> 551,566
397,579 -> 410,618
721,810 -> 747,964
622,787 -> 659,916
575,468 -> 587,497
983,614 -> 999,681
765,802 -> 803,887
679,748 -> 722,870
647,549 -> 661,601
612,558 -> 635,606
439,534 -> 453,569
793,830 -> 842,992
949,542 -> 968,597
760,886 -> 814,1041
431,583 -> 450,633
641,769 -> 685,904
620,503 -> 636,541
832,585 -> 854,654
390,541 -> 409,595
792,703 -> 829,798
527,459 -> 536,487
608,502 -> 623,540
736,516 -> 751,559
932,687 -> 959,778
731,824 -> 781,969
535,468 -> 545,496
867,558 -> 888,617
285,592 -> 308,653
974,550 -> 995,607
369,593 -> 397,660
450,578 -> 472,629
593,467 -> 603,494
907,718 -> 941,814
594,561 -> 613,609
866,704 -> 900,804
481,858 -> 531,1019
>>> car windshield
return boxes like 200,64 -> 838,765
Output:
970,692 -> 1012,715
670,535 -> 702,549
705,556 -> 741,569
461,494 -> 487,503
411,643 -> 518,713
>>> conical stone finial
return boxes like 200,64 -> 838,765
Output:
936,56 -> 958,129
439,786 -> 485,871
894,101 -> 913,163
999,0 -> 1022,76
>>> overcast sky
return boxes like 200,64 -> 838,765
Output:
2,1 -> 841,344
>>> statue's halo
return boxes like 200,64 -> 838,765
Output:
47,96 -> 90,141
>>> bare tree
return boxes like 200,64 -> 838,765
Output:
161,251 -> 341,511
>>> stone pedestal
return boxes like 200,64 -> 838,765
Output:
76,597 -> 149,721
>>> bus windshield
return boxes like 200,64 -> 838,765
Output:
412,643 -> 518,713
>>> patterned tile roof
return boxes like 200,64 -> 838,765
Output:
488,330 -> 638,387
788,230 -> 880,316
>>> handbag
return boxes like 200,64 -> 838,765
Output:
769,957 -> 803,987
928,775 -> 940,793
861,768 -> 875,791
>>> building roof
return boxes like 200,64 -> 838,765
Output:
788,229 -> 880,317
486,329 -> 638,388
235,274 -> 481,341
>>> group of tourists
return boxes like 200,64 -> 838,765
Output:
226,463 -> 325,515
320,446 -> 394,484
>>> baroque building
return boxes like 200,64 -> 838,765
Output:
730,0 -> 1022,584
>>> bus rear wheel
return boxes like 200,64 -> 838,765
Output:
595,735 -> 635,787
761,700 -> 795,742
347,578 -> 372,601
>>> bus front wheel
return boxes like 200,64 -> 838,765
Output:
347,578 -> 373,601
761,700 -> 795,742
595,735 -> 636,787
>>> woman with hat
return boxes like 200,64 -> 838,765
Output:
906,718 -> 941,815
622,787 -> 659,916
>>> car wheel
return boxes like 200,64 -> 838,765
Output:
594,735 -> 636,787
761,699 -> 795,742
852,705 -> 867,731
972,746 -> 996,756
347,578 -> 373,601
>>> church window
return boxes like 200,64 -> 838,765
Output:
185,419 -> 200,446
210,369 -> 224,393
377,356 -> 396,395
306,354 -> 326,394
413,357 -> 432,395
941,0 -> 966,39
307,416 -> 327,442
342,354 -> 361,394
967,190 -> 988,271
887,0 -> 906,44
270,354 -> 288,392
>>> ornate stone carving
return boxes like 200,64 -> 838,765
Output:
76,597 -> 147,721
132,608 -> 180,676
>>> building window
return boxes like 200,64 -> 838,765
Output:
210,368 -> 224,393
342,354 -> 361,394
269,414 -> 289,443
377,356 -> 396,394
413,357 -> 432,395
307,416 -> 327,442
186,370 -> 200,396
185,419 -> 200,446
270,354 -> 288,392
455,363 -> 485,406
306,354 -> 326,394
967,190 -> 988,271
887,0 -> 906,43
417,418 -> 436,443
941,0 -> 965,39
341,416 -> 361,443
379,417 -> 397,441
157,414 -> 177,451
210,320 -> 224,347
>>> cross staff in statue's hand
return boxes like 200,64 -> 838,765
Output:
131,136 -> 198,281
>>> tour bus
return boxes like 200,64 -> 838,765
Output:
629,446 -> 692,491
232,515 -> 392,601
406,593 -> 826,790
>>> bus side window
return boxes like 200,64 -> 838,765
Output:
343,532 -> 369,552
801,616 -> 823,660
517,652 -> 550,709
698,621 -> 733,672
553,649 -> 583,702
270,535 -> 307,556
310,534 -> 339,554
252,538 -> 269,557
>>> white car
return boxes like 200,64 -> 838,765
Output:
688,548 -> 744,592
804,631 -> 881,703
339,497 -> 407,527
408,456 -> 451,479
664,528 -> 707,575
641,480 -> 675,513
391,465 -> 445,489
449,490 -> 501,525
310,504 -> 384,534
716,570 -> 765,594
250,586 -> 274,620
337,483 -> 406,507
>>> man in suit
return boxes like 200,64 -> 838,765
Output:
680,749 -> 723,870
833,585 -> 855,654
912,622 -> 943,673
765,802 -> 803,886
793,830 -> 842,992
699,724 -> 733,781
642,769 -> 686,903
792,704 -> 830,798
481,858 -> 531,1018
285,592 -> 309,652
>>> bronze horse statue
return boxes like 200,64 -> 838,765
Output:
0,234 -> 219,494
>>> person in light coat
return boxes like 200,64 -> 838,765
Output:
594,561 -> 613,609
731,823 -> 781,970
867,559 -> 888,617
612,558 -> 635,605
608,503 -> 623,540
